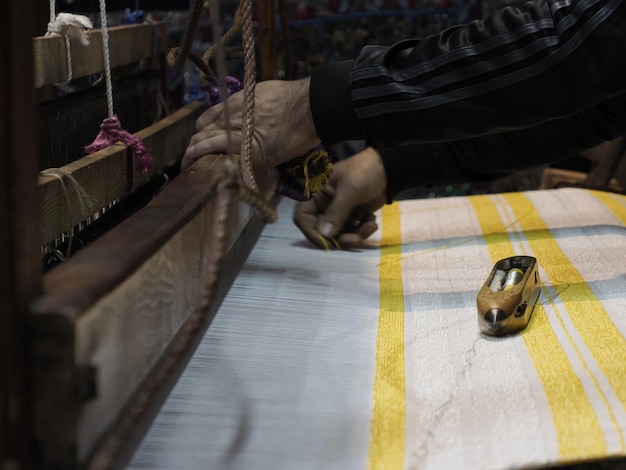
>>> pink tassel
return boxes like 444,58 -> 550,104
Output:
85,115 -> 153,173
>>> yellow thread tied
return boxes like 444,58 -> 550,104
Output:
281,149 -> 333,199
470,194 -> 614,459
317,233 -> 340,251
368,202 -> 405,470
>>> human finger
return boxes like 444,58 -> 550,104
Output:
182,134 -> 241,172
333,215 -> 378,250
315,182 -> 362,239
185,131 -> 241,159
293,199 -> 328,249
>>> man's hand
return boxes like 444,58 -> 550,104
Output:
293,147 -> 388,250
182,78 -> 320,171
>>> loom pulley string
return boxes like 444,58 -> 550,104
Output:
84,0 -> 154,174
39,168 -> 97,261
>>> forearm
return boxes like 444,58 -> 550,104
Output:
310,0 -> 626,146
381,91 -> 626,199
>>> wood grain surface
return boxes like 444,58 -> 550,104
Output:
33,23 -> 167,88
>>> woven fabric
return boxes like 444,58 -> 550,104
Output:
130,188 -> 626,469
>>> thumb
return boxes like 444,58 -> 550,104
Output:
316,184 -> 358,239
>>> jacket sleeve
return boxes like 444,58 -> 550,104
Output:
380,91 -> 626,200
310,0 -> 626,147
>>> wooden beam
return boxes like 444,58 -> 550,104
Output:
33,23 -> 167,88
0,0 -> 41,467
38,100 -> 206,246
31,156 -> 274,468
584,136 -> 626,188
258,0 -> 277,80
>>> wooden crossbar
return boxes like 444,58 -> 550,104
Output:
33,23 -> 167,88
38,101 -> 207,246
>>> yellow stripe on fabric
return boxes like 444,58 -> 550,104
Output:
368,202 -> 405,470
469,195 -> 607,459
591,190 -> 626,224
503,192 -> 626,451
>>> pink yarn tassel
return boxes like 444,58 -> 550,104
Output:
85,115 -> 153,173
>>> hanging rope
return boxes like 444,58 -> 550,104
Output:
167,0 -> 204,69
85,0 -> 153,173
239,0 -> 258,193
201,8 -> 244,78
98,0 -> 114,118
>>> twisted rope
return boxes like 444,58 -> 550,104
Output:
167,0 -> 204,68
201,8 -> 243,77
98,0 -> 114,118
85,0 -> 154,173
239,0 -> 258,193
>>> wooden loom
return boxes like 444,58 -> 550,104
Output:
1,0 -> 279,468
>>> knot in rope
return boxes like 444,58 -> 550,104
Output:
85,115 -> 154,173
46,12 -> 93,46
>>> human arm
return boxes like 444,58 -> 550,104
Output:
296,91 -> 626,248
311,0 -> 626,148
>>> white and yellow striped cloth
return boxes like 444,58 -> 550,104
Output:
131,188 -> 626,470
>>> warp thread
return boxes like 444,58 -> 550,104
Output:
40,168 -> 97,260
411,333 -> 485,468
85,115 -> 153,173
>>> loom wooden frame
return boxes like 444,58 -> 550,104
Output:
32,155 -> 266,468
2,1 -> 278,467
39,101 -> 206,246
33,23 -> 167,89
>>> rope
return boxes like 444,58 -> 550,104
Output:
98,0 -> 114,117
239,0 -> 258,193
201,9 -> 243,77
85,0 -> 154,173
167,0 -> 204,69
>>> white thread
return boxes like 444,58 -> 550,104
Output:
98,0 -> 115,117
411,333 -> 484,468
40,168 -> 96,259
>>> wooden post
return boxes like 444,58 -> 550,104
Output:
583,136 -> 626,188
0,0 -> 41,467
257,0 -> 277,80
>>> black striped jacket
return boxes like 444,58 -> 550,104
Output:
310,0 -> 626,199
